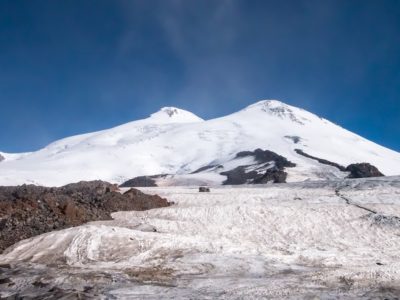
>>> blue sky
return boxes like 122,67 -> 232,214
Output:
0,0 -> 399,152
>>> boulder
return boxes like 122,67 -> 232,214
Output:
346,163 -> 384,178
199,187 -> 210,192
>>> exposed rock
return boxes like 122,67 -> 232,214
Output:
0,181 -> 170,252
164,107 -> 179,117
0,154 -> 4,162
222,149 -> 295,185
221,166 -> 255,185
191,164 -> 223,174
253,167 -> 288,184
199,187 -> 210,192
120,176 -> 158,187
295,149 -> 346,171
346,163 -> 384,178
256,101 -> 307,125
236,149 -> 296,169
284,135 -> 301,144
294,150 -> 384,178
363,213 -> 400,228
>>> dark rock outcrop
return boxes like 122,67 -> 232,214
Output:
221,149 -> 295,185
236,149 -> 296,169
295,149 -> 346,171
222,166 -> 288,185
0,154 -> 4,162
221,166 -> 256,185
346,163 -> 384,178
295,149 -> 385,178
120,176 -> 158,187
191,164 -> 223,174
284,135 -> 301,144
0,181 -> 170,252
253,167 -> 288,184
199,187 -> 210,192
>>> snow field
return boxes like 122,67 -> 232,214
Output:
1,177 -> 400,298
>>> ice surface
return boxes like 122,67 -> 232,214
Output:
1,177 -> 400,298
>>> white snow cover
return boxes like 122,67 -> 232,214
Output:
0,151 -> 31,162
1,100 -> 400,186
149,106 -> 204,123
1,177 -> 400,298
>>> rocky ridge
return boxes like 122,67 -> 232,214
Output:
0,181 -> 170,253
120,147 -> 386,187
221,149 -> 296,184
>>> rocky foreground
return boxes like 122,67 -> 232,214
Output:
0,181 -> 170,253
1,177 -> 400,299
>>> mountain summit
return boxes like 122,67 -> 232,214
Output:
149,107 -> 204,123
1,99 -> 399,186
240,99 -> 320,125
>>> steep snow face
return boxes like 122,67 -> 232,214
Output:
1,100 -> 400,186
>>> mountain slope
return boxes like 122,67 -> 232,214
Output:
1,100 -> 399,186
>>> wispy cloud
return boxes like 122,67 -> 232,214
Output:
113,0 -> 253,115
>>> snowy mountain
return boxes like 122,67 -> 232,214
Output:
1,100 -> 400,186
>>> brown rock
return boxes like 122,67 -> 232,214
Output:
346,163 -> 384,178
0,181 -> 170,253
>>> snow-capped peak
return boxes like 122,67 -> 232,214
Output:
241,99 -> 311,125
1,98 -> 400,187
149,107 -> 204,123
243,99 -> 299,113
246,99 -> 287,109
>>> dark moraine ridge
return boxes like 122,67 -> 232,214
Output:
120,176 -> 158,187
236,148 -> 296,168
295,149 -> 385,178
191,164 -> 223,174
294,149 -> 347,171
0,181 -> 170,253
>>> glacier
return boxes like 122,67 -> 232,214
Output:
0,99 -> 399,186
1,177 -> 400,298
